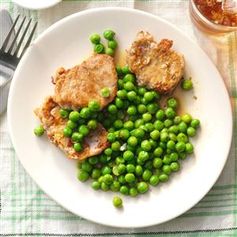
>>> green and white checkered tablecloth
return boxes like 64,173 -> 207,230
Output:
0,0 -> 237,236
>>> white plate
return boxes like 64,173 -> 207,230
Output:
13,0 -> 61,10
8,8 -> 233,228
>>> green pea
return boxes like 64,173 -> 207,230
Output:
123,73 -> 135,83
153,158 -> 163,168
81,161 -> 92,172
127,105 -> 137,115
66,121 -> 77,130
71,132 -> 83,142
59,108 -> 69,118
103,29 -> 115,40
169,125 -> 179,134
154,120 -> 164,131
177,133 -> 188,143
156,109 -> 165,120
113,196 -> 123,208
101,182 -> 109,191
115,98 -> 124,109
159,173 -> 169,182
137,104 -> 147,114
175,141 -> 186,152
170,162 -> 180,172
108,104 -> 117,114
80,108 -> 91,119
117,90 -> 127,99
187,127 -> 196,137
123,150 -> 134,161
153,147 -> 163,157
125,173 -> 136,183
34,125 -> 44,136
78,125 -> 89,136
104,148 -> 112,156
142,113 -> 152,122
113,120 -> 123,129
138,151 -> 149,162
135,165 -> 143,176
145,123 -> 154,132
90,33 -> 100,44
127,91 -> 137,101
138,87 -> 147,95
137,182 -> 149,194
147,103 -> 159,114
191,119 -> 200,128
126,164 -> 135,173
186,142 -> 194,154
164,119 -> 173,128
91,181 -> 100,190
131,128 -> 145,139
150,130 -> 160,140
103,174 -> 113,185
127,136 -> 138,147
167,97 -> 178,109
91,169 -> 101,179
135,119 -> 144,128
63,127 -> 72,137
174,116 -> 181,124
162,165 -> 172,175
160,132 -> 169,142
94,43 -> 104,53
110,181 -> 121,192
101,87 -> 110,97
140,140 -> 151,152
165,107 -> 176,119
122,65 -> 131,74
119,129 -> 130,141
124,121 -> 134,131
105,47 -> 114,56
181,78 -> 193,90
120,185 -> 129,195
77,170 -> 89,182
144,91 -> 154,102
69,111 -> 80,122
142,169 -> 152,181
129,187 -> 138,197
108,40 -> 117,49
107,132 -> 116,142
87,120 -> 98,130
111,141 -> 121,151
88,100 -> 100,112
170,152 -> 179,162
118,164 -> 126,174
167,140 -> 175,150
149,175 -> 159,186
102,166 -> 112,175
88,156 -> 99,165
178,122 -> 188,133
124,81 -> 135,91
163,154 -> 172,164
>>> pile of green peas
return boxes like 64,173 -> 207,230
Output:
77,64 -> 200,204
90,29 -> 118,56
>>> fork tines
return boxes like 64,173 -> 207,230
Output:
0,15 -> 37,59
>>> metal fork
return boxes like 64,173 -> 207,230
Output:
0,15 -> 37,114
0,15 -> 37,71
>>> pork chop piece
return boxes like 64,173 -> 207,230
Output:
34,96 -> 109,160
53,54 -> 117,110
127,31 -> 185,94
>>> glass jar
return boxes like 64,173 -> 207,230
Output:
189,0 -> 237,34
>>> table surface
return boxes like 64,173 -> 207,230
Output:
0,0 -> 237,236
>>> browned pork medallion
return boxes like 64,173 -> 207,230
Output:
53,54 -> 118,110
127,31 -> 185,94
35,96 -> 109,160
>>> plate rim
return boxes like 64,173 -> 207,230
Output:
7,7 -> 233,228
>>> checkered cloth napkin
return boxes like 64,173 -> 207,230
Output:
0,0 -> 237,236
